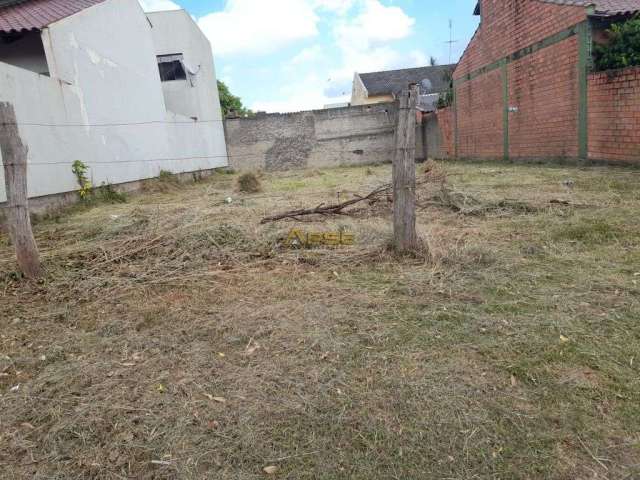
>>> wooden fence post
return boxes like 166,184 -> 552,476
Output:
0,102 -> 42,279
393,84 -> 420,252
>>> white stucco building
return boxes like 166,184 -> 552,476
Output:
0,0 -> 228,205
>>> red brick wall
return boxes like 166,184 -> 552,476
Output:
588,66 -> 640,164
456,69 -> 504,159
452,0 -> 587,160
508,36 -> 579,159
456,0 -> 586,79
436,107 -> 454,158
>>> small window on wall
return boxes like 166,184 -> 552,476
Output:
157,54 -> 186,82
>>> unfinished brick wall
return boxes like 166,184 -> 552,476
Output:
452,0 -> 587,161
457,0 -> 585,77
456,69 -> 504,159
508,36 -> 579,159
436,108 -> 454,158
588,66 -> 640,164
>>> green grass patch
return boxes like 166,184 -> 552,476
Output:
551,218 -> 622,244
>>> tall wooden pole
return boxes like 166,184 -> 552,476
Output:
0,102 -> 42,279
393,84 -> 419,252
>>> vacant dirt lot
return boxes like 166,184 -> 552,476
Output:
1,161 -> 639,479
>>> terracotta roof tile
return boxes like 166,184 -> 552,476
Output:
0,0 -> 106,34
474,0 -> 640,16
540,0 -> 640,16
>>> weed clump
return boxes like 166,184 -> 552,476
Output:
143,170 -> 180,193
95,183 -> 127,204
237,172 -> 262,193
158,169 -> 179,184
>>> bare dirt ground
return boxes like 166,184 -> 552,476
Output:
1,161 -> 639,479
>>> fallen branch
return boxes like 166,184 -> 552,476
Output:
261,178 -> 587,225
260,184 -> 392,224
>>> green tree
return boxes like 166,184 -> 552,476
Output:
217,80 -> 252,117
594,16 -> 640,71
436,69 -> 454,109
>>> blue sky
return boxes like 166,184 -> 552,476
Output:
140,0 -> 480,112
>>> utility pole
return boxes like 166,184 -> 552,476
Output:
393,84 -> 420,253
0,102 -> 42,279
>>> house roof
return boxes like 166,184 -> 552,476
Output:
474,0 -> 640,16
358,64 -> 455,97
0,0 -> 106,34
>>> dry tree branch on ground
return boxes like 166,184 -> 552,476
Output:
259,183 -> 393,224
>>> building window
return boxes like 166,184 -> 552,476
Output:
157,54 -> 186,82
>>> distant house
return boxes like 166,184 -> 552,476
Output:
0,0 -> 227,208
351,65 -> 455,110
323,101 -> 351,109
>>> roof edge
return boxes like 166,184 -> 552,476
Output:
359,63 -> 457,79
353,72 -> 369,97
0,26 -> 40,34
534,0 -> 640,17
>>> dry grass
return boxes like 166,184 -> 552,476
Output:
1,161 -> 639,479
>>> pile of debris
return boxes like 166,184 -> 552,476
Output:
260,161 -> 555,224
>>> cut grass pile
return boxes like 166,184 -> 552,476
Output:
1,161 -> 639,479
237,172 -> 262,194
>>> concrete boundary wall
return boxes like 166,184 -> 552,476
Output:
225,103 -> 444,171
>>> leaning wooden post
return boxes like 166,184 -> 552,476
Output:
392,84 -> 420,252
0,102 -> 42,279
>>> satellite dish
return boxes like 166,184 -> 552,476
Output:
420,78 -> 433,94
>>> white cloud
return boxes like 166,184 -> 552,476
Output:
138,0 -> 180,12
316,0 -> 422,109
288,45 -> 323,66
198,0 -> 320,57
408,49 -> 429,67
312,0 -> 356,15
201,0 -> 428,112
334,0 -> 415,51
251,73 -> 350,113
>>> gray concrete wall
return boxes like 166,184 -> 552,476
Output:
226,103 -> 402,171
0,0 -> 227,203
225,103 -> 442,171
422,112 -> 444,159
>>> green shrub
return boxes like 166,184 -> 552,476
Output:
96,183 -> 127,204
594,17 -> 640,71
436,70 -> 454,109
71,160 -> 92,199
